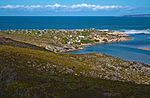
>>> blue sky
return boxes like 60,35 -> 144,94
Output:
0,0 -> 150,16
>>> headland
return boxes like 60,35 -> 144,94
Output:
0,29 -> 131,53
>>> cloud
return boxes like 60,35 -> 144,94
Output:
0,5 -> 42,9
25,5 -> 42,9
0,3 -> 125,11
46,3 -> 67,8
70,4 -> 123,10
1,5 -> 25,8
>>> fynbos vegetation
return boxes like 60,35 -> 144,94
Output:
0,29 -> 149,97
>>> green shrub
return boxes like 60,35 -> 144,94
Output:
74,42 -> 81,45
102,39 -> 108,42
82,31 -> 90,36
62,37 -> 69,44
94,39 -> 99,42
81,40 -> 93,44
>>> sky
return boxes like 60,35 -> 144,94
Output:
0,0 -> 150,16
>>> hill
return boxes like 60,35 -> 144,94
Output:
0,45 -> 150,97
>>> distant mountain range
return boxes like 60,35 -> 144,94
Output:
121,14 -> 150,17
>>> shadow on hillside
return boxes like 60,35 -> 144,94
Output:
0,37 -> 52,52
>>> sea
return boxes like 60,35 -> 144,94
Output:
0,16 -> 150,65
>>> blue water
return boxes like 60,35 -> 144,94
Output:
68,34 -> 150,65
0,16 -> 150,30
0,16 -> 150,64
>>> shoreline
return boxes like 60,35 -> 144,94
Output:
140,38 -> 150,50
141,48 -> 150,50
64,37 -> 132,53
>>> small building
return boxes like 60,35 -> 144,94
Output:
79,36 -> 85,38
76,40 -> 81,42
53,36 -> 57,39
70,35 -> 73,37
67,41 -> 73,44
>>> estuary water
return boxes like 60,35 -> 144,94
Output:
0,16 -> 150,64
68,34 -> 150,65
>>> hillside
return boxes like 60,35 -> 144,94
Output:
0,45 -> 150,97
0,29 -> 150,97
0,37 -> 51,52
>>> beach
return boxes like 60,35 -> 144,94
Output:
141,48 -> 150,50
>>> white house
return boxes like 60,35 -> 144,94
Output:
53,36 -> 57,39
67,41 -> 73,44
76,40 -> 81,42
79,36 -> 85,38
70,35 -> 72,37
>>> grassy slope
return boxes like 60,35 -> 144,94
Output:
0,37 -> 51,52
0,45 -> 150,97
0,32 -> 57,48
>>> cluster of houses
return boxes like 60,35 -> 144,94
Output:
67,35 -> 85,44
